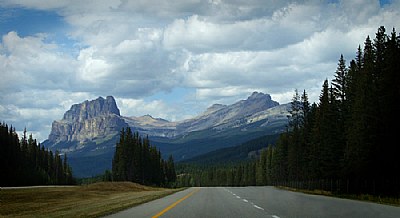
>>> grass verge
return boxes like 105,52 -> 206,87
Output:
0,182 -> 184,218
276,186 -> 400,207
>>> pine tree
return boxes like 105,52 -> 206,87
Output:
272,132 -> 289,183
112,128 -> 125,181
256,148 -> 268,185
166,155 -> 177,184
380,28 -> 400,180
332,54 -> 348,103
265,146 -> 274,184
287,89 -> 303,181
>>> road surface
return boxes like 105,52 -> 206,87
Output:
106,186 -> 400,218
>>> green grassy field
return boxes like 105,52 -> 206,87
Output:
0,182 -> 183,218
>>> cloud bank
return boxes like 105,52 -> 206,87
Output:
1,0 -> 399,141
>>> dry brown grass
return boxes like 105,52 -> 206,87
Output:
0,182 -> 183,218
276,186 -> 400,207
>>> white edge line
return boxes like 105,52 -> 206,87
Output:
253,205 -> 265,210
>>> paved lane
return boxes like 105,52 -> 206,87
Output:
157,187 -> 271,218
229,186 -> 400,218
106,187 -> 400,218
105,188 -> 197,218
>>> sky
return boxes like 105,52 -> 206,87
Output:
0,0 -> 399,142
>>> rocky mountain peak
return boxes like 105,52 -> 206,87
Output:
63,96 -> 120,122
138,115 -> 170,124
247,91 -> 271,101
177,91 -> 282,133
46,96 -> 127,144
234,91 -> 278,110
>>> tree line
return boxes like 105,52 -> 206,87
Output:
176,162 -> 257,187
268,26 -> 399,196
111,127 -> 176,187
177,26 -> 399,197
0,122 -> 75,186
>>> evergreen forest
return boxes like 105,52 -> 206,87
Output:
0,123 -> 75,186
177,26 -> 400,198
111,127 -> 176,187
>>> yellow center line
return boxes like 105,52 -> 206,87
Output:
152,188 -> 201,218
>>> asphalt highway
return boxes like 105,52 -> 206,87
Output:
106,186 -> 400,218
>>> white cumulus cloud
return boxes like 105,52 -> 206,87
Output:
1,0 -> 400,142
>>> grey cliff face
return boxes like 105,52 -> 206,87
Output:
63,96 -> 120,122
48,96 -> 127,144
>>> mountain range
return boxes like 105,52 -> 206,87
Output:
43,92 -> 290,177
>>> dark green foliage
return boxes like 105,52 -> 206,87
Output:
180,134 -> 280,165
177,26 -> 400,198
176,162 -> 253,187
175,134 -> 280,187
111,127 -> 176,187
0,122 -> 75,186
274,26 -> 399,197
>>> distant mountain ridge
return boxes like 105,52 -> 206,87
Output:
176,92 -> 280,133
43,92 -> 290,177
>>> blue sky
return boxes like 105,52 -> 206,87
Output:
1,0 -> 399,142
0,8 -> 63,36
